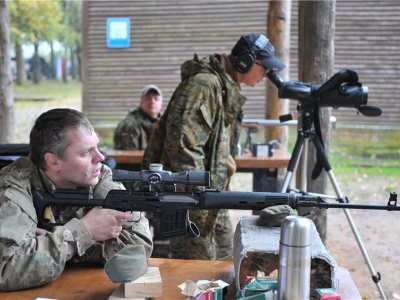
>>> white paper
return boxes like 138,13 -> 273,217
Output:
178,279 -> 229,297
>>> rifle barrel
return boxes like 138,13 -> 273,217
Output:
297,201 -> 400,211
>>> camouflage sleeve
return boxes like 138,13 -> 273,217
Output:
0,187 -> 92,291
165,73 -> 222,173
92,165 -> 153,259
113,117 -> 141,150
0,165 -> 152,291
230,113 -> 243,157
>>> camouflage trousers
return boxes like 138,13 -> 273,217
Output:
170,209 -> 233,260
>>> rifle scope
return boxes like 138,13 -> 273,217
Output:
112,169 -> 210,187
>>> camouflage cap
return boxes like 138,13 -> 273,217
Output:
258,205 -> 298,227
104,244 -> 148,283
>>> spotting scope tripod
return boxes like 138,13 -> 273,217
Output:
267,69 -> 387,299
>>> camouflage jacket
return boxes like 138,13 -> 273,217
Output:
0,156 -> 153,291
113,107 -> 159,150
142,54 -> 246,190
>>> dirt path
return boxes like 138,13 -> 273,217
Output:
325,174 -> 399,300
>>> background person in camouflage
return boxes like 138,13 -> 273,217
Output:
114,84 -> 163,150
0,108 -> 153,291
113,84 -> 163,246
142,33 -> 285,260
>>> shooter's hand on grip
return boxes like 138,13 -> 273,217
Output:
81,207 -> 133,240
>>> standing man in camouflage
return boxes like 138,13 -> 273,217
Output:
0,108 -> 153,291
142,33 -> 285,260
114,84 -> 163,150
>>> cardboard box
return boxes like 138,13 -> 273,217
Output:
124,267 -> 162,298
316,288 -> 342,300
251,142 -> 274,157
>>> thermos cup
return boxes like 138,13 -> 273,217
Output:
277,216 -> 312,300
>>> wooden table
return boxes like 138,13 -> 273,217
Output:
0,258 -> 361,300
106,150 -> 144,167
235,149 -> 290,192
235,149 -> 290,169
0,259 -> 235,300
106,149 -> 291,192
106,149 -> 290,170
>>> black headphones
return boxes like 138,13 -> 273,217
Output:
234,35 -> 269,73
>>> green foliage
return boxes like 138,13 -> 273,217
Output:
58,0 -> 82,47
9,0 -> 82,70
9,0 -> 64,44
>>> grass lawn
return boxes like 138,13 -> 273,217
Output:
247,124 -> 400,180
13,79 -> 81,101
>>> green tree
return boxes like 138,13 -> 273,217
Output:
9,0 -> 63,85
68,1 -> 82,81
58,0 -> 82,82
9,0 -> 31,85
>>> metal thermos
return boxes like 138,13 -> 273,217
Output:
277,216 -> 312,300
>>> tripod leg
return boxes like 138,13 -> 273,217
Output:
343,207 -> 386,298
312,136 -> 387,299
281,131 -> 304,193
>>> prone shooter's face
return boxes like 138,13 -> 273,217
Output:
46,126 -> 105,189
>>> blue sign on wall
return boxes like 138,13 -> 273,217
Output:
106,18 -> 130,48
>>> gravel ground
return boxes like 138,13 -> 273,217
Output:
14,97 -> 81,144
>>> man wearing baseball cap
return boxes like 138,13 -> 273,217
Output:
231,33 -> 286,74
114,84 -> 163,150
143,33 -> 285,260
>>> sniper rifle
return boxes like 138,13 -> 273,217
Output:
32,168 -> 399,239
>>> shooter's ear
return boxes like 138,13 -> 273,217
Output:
44,152 -> 61,171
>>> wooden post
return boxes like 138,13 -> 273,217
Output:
265,0 -> 291,148
297,0 -> 336,243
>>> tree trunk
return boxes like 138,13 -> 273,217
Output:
297,0 -> 336,244
33,43 -> 41,84
62,0 -> 70,84
75,43 -> 82,81
0,0 -> 15,143
15,42 -> 27,85
70,46 -> 76,80
265,0 -> 291,148
50,42 -> 55,79
62,49 -> 68,83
